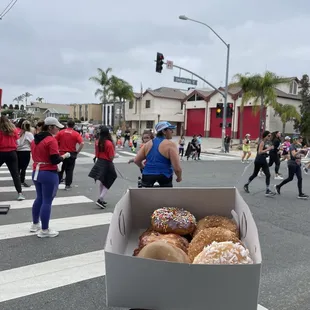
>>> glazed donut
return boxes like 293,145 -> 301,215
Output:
133,230 -> 189,256
137,241 -> 190,263
151,207 -> 196,235
193,215 -> 239,238
188,227 -> 239,262
193,241 -> 253,265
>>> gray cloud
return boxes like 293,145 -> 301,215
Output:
1,0 -> 310,104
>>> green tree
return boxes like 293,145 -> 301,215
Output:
14,104 -> 19,110
297,74 -> 310,142
23,92 -> 32,106
230,73 -> 258,143
231,71 -> 289,139
109,75 -> 134,126
274,103 -> 300,134
36,97 -> 44,103
2,104 -> 8,109
89,68 -> 112,124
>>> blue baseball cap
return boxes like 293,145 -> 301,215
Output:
155,121 -> 176,132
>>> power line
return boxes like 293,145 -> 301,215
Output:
0,0 -> 18,20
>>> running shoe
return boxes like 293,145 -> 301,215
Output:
17,193 -> 25,201
297,193 -> 309,199
243,184 -> 249,193
37,229 -> 59,238
274,185 -> 281,195
265,189 -> 276,196
96,199 -> 107,209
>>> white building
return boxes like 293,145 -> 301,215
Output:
125,87 -> 186,135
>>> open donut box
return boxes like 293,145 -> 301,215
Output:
104,187 -> 263,310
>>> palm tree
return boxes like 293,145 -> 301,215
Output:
89,68 -> 112,124
23,92 -> 32,106
109,76 -> 134,126
250,72 -> 290,137
274,103 -> 301,134
231,71 -> 290,140
36,97 -> 44,103
230,73 -> 258,143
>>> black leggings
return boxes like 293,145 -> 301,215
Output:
142,174 -> 173,187
269,152 -> 280,174
248,160 -> 271,186
0,151 -> 22,193
17,151 -> 31,183
278,164 -> 302,195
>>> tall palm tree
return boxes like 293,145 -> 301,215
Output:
23,92 -> 32,106
231,71 -> 290,140
230,73 -> 258,143
274,103 -> 301,134
36,97 -> 44,103
89,68 -> 112,124
109,76 -> 134,126
250,72 -> 290,137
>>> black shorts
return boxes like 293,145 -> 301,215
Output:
141,174 -> 173,187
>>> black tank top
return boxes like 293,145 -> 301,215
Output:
255,141 -> 268,161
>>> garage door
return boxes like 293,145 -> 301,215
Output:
186,109 -> 205,137
209,108 -> 232,138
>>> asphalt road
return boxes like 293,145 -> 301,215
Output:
0,152 -> 310,310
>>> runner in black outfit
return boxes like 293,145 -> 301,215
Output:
275,136 -> 309,199
268,131 -> 283,180
244,130 -> 276,196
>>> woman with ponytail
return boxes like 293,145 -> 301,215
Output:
244,130 -> 276,196
17,120 -> 34,187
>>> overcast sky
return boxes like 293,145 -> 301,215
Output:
1,0 -> 309,105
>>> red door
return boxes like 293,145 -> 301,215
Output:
237,106 -> 265,139
209,108 -> 232,138
186,109 -> 205,137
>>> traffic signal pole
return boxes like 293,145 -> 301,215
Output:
157,60 -> 225,98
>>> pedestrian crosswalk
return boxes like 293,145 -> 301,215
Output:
0,164 -> 113,308
76,150 -> 241,164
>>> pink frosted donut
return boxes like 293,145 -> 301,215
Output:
151,207 -> 196,235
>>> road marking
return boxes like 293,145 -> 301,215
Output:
0,184 -> 65,193
118,151 -> 136,157
0,170 -> 32,174
0,176 -> 32,181
0,195 -> 93,210
0,250 -> 105,303
0,212 -> 113,240
78,151 -> 95,158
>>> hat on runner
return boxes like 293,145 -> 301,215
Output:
284,136 -> 291,140
155,121 -> 176,132
44,117 -> 64,129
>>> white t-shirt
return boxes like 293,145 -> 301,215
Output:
17,131 -> 34,151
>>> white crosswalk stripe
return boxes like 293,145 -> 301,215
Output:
0,165 -> 112,306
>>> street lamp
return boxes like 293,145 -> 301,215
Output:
179,15 -> 230,153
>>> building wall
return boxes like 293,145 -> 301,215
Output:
125,93 -> 184,133
70,104 -> 103,123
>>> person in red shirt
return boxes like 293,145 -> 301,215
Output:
0,115 -> 24,200
30,117 -> 71,238
88,126 -> 117,208
55,119 -> 84,190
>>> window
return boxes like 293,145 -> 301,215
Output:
146,121 -> 153,128
181,102 -> 184,110
289,81 -> 298,95
145,100 -> 151,108
129,101 -> 134,109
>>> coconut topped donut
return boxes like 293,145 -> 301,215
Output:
193,241 -> 253,265
151,207 -> 196,235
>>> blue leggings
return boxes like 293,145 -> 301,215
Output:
32,171 -> 59,230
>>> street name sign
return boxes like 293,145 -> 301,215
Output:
174,76 -> 198,86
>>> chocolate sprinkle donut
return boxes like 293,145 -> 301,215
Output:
151,207 -> 196,235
